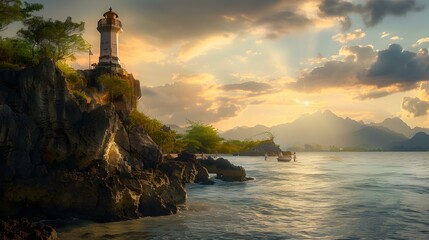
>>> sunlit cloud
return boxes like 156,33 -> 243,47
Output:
332,29 -> 366,44
120,36 -> 166,64
177,34 -> 235,62
390,36 -> 403,41
413,37 -> 429,47
380,32 -> 391,38
402,82 -> 429,117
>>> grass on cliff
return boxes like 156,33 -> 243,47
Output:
56,62 -> 90,103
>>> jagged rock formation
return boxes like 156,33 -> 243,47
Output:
238,140 -> 282,156
0,60 -> 212,221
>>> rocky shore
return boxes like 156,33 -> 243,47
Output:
0,60 -> 248,238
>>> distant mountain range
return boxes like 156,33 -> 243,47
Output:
219,110 -> 429,151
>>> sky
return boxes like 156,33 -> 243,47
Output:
7,0 -> 429,130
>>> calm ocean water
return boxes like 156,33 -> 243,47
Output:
58,152 -> 429,239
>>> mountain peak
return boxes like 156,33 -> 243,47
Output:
381,117 -> 410,128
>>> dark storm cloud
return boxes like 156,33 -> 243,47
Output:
319,0 -> 423,30
291,44 -> 429,97
363,44 -> 429,89
402,97 -> 429,117
290,45 -> 377,92
222,81 -> 273,93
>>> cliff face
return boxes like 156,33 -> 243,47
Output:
0,60 -> 209,221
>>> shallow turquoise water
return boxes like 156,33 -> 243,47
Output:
58,152 -> 429,239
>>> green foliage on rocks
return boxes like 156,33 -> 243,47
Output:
0,38 -> 34,68
217,139 -> 264,154
97,74 -> 131,101
129,110 -> 183,153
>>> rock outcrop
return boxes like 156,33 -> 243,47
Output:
238,140 -> 282,156
202,157 -> 248,182
0,60 -> 210,222
0,218 -> 58,240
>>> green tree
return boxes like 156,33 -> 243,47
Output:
182,121 -> 223,153
0,0 -> 43,31
18,16 -> 87,62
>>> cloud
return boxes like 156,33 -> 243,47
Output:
318,0 -> 423,30
290,45 -> 377,91
124,0 -> 311,44
363,44 -> 429,89
332,28 -> 366,43
402,97 -> 429,117
381,32 -> 391,38
177,34 -> 235,62
415,37 -> 429,46
390,36 -> 403,41
402,82 -> 429,117
256,10 -> 312,38
292,44 -> 429,99
138,74 -> 281,124
222,81 -> 273,93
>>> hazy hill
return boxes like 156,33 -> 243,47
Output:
391,132 -> 429,151
220,110 -> 416,150
270,110 -> 364,148
344,126 -> 408,149
167,124 -> 187,135
371,117 -> 429,138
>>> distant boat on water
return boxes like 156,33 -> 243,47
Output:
277,151 -> 293,162
277,155 -> 292,162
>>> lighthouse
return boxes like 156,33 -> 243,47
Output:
97,8 -> 122,69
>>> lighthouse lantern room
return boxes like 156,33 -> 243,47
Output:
97,8 -> 122,69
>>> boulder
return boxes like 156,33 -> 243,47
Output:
201,157 -> 248,182
0,218 -> 58,240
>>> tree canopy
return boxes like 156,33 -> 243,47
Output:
181,121 -> 223,153
18,16 -> 87,62
0,0 -> 43,31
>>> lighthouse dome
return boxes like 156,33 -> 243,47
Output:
103,8 -> 118,19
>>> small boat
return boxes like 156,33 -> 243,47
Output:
277,151 -> 293,162
277,155 -> 292,162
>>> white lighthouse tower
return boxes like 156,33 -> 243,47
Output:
97,8 -> 122,69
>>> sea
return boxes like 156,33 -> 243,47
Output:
58,152 -> 429,239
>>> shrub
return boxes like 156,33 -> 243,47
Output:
97,74 -> 131,101
129,110 -> 182,153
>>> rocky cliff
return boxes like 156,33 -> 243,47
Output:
0,60 -> 212,221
